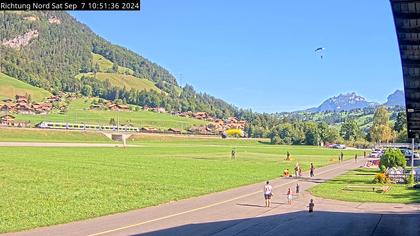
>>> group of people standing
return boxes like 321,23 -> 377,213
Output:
264,153 -> 317,211
264,181 -> 314,212
283,162 -> 315,178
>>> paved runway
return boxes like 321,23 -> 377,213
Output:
5,160 -> 420,236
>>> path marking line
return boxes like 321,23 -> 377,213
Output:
88,162 -> 354,236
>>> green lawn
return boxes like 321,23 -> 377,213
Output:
13,98 -> 207,131
0,73 -> 51,101
0,128 -> 110,143
309,168 -> 420,204
0,136 -> 364,233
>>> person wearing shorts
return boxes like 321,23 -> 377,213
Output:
264,181 -> 273,207
287,187 -> 293,205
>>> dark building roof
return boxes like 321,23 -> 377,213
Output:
390,0 -> 420,139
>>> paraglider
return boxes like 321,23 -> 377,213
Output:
315,47 -> 325,59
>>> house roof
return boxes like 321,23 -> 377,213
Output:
1,114 -> 15,119
391,0 -> 420,138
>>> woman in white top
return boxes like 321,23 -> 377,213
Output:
264,181 -> 273,207
287,187 -> 293,205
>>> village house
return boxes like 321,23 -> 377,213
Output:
0,115 -> 29,128
226,117 -> 238,124
32,103 -> 52,115
47,95 -> 60,103
1,114 -> 15,125
153,107 -> 166,113
0,104 -> 15,112
145,106 -> 166,113
15,95 -> 28,104
16,103 -> 32,114
168,128 -> 181,134
141,127 -> 159,132
193,112 -> 208,120
116,104 -> 130,111
2,98 -> 13,103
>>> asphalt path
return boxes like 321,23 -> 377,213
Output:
5,159 -> 420,236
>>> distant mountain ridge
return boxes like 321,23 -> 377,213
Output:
306,90 -> 405,113
385,89 -> 405,107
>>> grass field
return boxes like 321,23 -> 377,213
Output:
0,73 -> 51,101
92,53 -> 134,75
77,72 -> 161,92
0,135 -> 364,233
12,98 -> 207,130
309,168 -> 420,204
0,128 -> 110,143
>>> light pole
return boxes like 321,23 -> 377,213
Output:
412,133 -> 418,174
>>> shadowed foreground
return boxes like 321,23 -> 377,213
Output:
138,211 -> 420,236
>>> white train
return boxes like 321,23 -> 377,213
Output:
37,121 -> 140,132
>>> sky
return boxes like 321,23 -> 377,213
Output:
69,0 -> 403,112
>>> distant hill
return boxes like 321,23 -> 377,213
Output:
0,11 -> 238,119
385,90 -> 405,107
307,92 -> 378,112
0,72 -> 51,101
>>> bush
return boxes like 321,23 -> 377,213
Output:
379,165 -> 386,173
379,148 -> 406,169
406,173 -> 414,185
373,173 -> 390,184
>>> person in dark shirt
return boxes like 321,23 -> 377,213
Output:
308,199 -> 314,213
310,162 -> 315,177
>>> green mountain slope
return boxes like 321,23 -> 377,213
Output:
0,72 -> 51,101
0,11 -> 238,119
0,11 -> 176,90
91,53 -> 134,75
77,72 -> 161,92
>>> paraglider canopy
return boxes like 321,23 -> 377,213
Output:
315,47 -> 325,59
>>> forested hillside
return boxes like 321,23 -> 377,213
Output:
0,11 -> 238,118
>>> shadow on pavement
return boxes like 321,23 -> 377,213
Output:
134,210 -> 420,236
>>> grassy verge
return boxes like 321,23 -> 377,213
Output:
0,138 -> 363,233
0,128 -> 111,143
13,98 -> 207,130
309,168 -> 420,204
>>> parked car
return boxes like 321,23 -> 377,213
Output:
400,149 -> 420,159
332,144 -> 346,149
369,149 -> 383,158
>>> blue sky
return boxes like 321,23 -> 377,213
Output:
69,0 -> 403,112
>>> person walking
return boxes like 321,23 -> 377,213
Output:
310,162 -> 315,177
264,181 -> 273,207
354,154 -> 358,163
340,152 -> 344,162
308,199 -> 315,213
294,163 -> 299,177
287,188 -> 293,205
296,183 -> 300,195
231,148 -> 236,159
